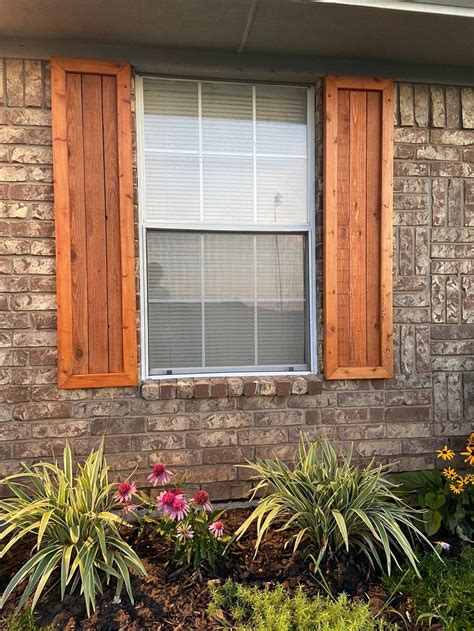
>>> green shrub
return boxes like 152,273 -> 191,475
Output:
392,469 -> 473,540
235,439 -> 430,575
0,444 -> 146,615
384,545 -> 474,630
0,609 -> 51,631
208,580 -> 396,630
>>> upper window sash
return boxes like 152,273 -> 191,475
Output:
141,77 -> 310,228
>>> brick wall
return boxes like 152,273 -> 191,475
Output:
0,59 -> 472,499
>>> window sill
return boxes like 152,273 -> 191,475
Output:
141,375 -> 323,400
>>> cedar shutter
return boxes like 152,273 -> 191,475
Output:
324,76 -> 394,379
51,58 -> 137,388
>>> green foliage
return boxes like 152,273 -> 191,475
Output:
235,438 -> 430,576
0,444 -> 146,615
384,545 -> 474,630
168,510 -> 228,569
0,609 -> 51,631
208,580 -> 396,630
392,469 -> 473,540
141,496 -> 229,569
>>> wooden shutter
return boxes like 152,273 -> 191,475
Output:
51,58 -> 137,388
324,76 -> 393,379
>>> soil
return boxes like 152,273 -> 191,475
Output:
0,508 -> 458,630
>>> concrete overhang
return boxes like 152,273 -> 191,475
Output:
0,0 -> 473,84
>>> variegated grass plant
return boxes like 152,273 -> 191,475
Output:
235,438 -> 432,576
0,444 -> 146,615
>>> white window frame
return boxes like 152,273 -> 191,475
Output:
136,74 -> 316,380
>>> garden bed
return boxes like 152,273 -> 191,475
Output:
1,437 -> 472,630
0,507 -> 465,631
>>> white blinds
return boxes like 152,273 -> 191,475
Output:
147,232 -> 307,372
143,79 -> 308,226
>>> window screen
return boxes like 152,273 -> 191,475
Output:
140,77 -> 313,376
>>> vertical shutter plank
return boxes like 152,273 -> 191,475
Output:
336,90 -> 351,366
349,91 -> 367,367
366,91 -> 382,366
324,76 -> 393,379
323,77 -> 338,377
380,85 -> 394,374
52,61 -> 74,387
52,58 -> 137,388
102,75 -> 123,374
66,73 -> 89,375
116,64 -> 137,381
82,74 -> 109,374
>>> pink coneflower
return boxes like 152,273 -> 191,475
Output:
176,523 -> 194,542
147,463 -> 173,487
121,501 -> 138,515
114,481 -> 137,503
157,490 -> 189,521
170,494 -> 189,521
156,490 -> 177,514
193,490 -> 213,513
209,520 -> 224,538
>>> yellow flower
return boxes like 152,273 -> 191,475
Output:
442,467 -> 458,480
437,445 -> 455,461
460,445 -> 474,466
468,432 -> 474,447
462,473 -> 474,485
450,480 -> 464,494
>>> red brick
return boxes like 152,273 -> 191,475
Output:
203,446 -> 253,465
13,401 -> 72,421
307,378 -> 323,394
194,381 -> 210,398
160,382 -> 176,400
210,379 -> 227,398
275,378 -> 291,396
243,378 -> 258,396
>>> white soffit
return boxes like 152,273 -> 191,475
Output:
295,0 -> 474,18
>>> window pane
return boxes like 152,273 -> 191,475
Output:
256,86 -> 307,156
202,83 -> 253,153
257,157 -> 307,224
204,233 -> 253,300
257,234 -> 305,301
148,303 -> 202,369
144,79 -> 198,152
142,79 -> 309,227
203,155 -> 254,224
145,153 -> 200,223
147,232 -> 201,300
205,303 -> 255,367
257,301 -> 305,365
146,231 -> 307,372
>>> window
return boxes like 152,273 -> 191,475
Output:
137,77 -> 315,377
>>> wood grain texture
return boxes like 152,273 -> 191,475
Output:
52,58 -> 128,76
366,90 -> 382,366
82,73 -> 109,374
349,90 -> 367,367
52,59 -> 73,388
102,75 -> 123,374
380,82 -> 394,376
324,75 -> 393,380
323,76 -> 338,377
66,73 -> 89,375
336,90 -> 351,366
116,64 -> 138,381
52,58 -> 137,388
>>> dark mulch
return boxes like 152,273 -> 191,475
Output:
0,508 -> 452,630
